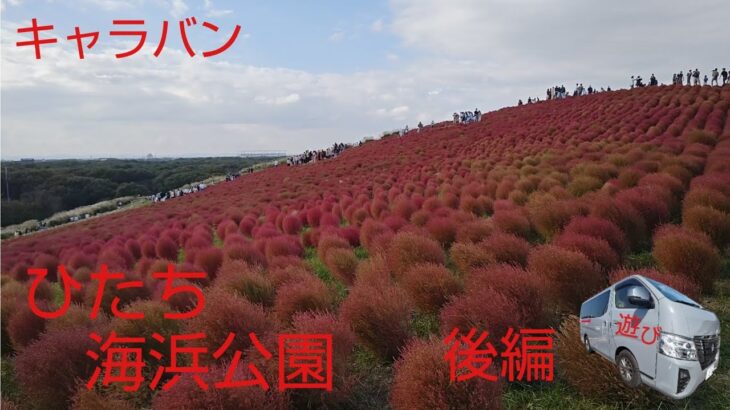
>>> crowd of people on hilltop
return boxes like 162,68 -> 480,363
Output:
669,68 -> 728,87
453,109 -> 482,124
151,183 -> 208,203
630,74 -> 660,87
520,84 -> 612,105
286,142 -> 350,166
518,66 -> 727,107
632,68 -> 729,88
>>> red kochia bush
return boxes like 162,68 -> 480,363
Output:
68,252 -> 95,271
353,254 -> 393,287
110,300 -> 182,366
391,338 -> 502,410
386,232 -> 445,279
10,261 -> 30,282
553,232 -> 620,271
306,207 -> 323,227
401,263 -> 462,313
392,197 -> 417,220
440,286 -> 522,345
683,205 -> 730,250
339,226 -> 361,246
609,268 -> 701,301
317,235 -> 351,260
186,288 -> 275,362
466,264 -> 551,327
70,387 -> 129,410
529,199 -> 579,240
527,245 -> 604,313
214,260 -> 275,306
195,247 -> 223,279
14,328 -> 97,410
224,242 -> 267,267
425,217 -> 458,247
450,242 -> 492,273
239,217 -> 257,237
360,219 -> 393,251
33,253 -> 59,282
265,235 -> 304,262
683,187 -> 730,213
274,275 -> 335,323
7,302 -> 47,351
319,212 -> 340,228
340,282 -> 413,361
155,237 -> 179,261
124,239 -> 141,259
478,232 -> 531,267
455,219 -> 493,244
561,216 -> 628,256
491,209 -> 531,238
590,198 -> 647,250
652,225 -> 721,293
153,363 -> 290,410
282,214 -> 303,234
291,311 -> 356,367
615,186 -> 672,230
324,247 -> 359,285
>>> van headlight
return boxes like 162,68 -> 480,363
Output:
658,333 -> 698,361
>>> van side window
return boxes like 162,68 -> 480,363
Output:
614,281 -> 651,309
580,290 -> 610,319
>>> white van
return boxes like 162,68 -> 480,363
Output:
579,275 -> 720,399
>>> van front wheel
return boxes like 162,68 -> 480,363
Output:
617,350 -> 641,388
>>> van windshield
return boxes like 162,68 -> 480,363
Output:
646,278 -> 701,308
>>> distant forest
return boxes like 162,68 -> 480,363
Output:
0,157 -> 274,226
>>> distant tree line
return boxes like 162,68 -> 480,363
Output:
0,157 -> 273,226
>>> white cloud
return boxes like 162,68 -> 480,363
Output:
2,21 -> 499,159
80,0 -> 143,11
167,0 -> 188,18
255,93 -> 301,106
328,30 -> 345,42
203,0 -> 232,18
390,105 -> 409,115
389,0 -> 730,78
0,0 -> 22,12
77,0 -> 187,16
370,18 -> 384,32
3,1 -> 730,159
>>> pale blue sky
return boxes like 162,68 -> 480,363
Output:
2,0 -> 728,159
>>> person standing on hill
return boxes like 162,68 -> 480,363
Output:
686,70 -> 692,85
711,68 -> 719,86
693,69 -> 700,85
722,68 -> 728,86
703,74 -> 709,86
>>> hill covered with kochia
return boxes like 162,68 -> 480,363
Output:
2,85 -> 729,409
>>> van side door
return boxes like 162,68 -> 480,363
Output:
610,280 -> 660,381
588,290 -> 612,357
